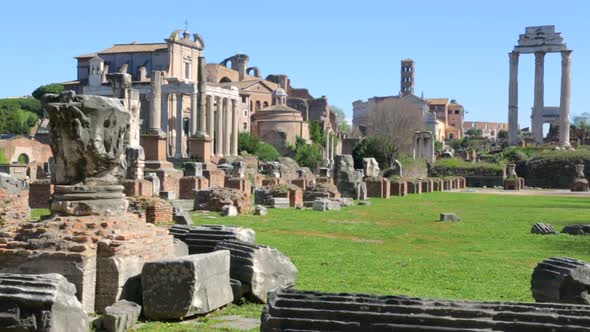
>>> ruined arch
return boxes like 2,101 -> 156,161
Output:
17,153 -> 29,164
220,77 -> 232,83
246,66 -> 260,77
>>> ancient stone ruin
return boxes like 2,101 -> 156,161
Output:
531,257 -> 590,304
262,288 -> 590,331
572,163 -> 589,192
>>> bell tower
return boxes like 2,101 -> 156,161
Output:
400,59 -> 415,96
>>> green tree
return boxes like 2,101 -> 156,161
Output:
254,143 -> 280,162
0,98 -> 40,135
466,127 -> 483,138
352,137 -> 398,170
0,149 -> 8,164
497,130 -> 508,140
238,132 -> 260,154
309,121 -> 325,145
32,83 -> 64,101
330,105 -> 351,133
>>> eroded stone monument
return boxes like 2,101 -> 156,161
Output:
44,92 -> 129,216
572,164 -> 589,192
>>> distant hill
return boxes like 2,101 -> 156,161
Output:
0,97 -> 42,135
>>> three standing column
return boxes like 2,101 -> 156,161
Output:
559,50 -> 572,147
508,52 -> 519,145
532,51 -> 545,145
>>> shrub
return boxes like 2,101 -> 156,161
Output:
0,149 -> 8,164
32,83 -> 64,101
254,143 -> 280,162
431,158 -> 505,177
295,143 -> 322,170
352,137 -> 397,170
238,132 -> 260,154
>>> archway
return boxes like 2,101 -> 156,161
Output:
219,77 -> 232,83
17,153 -> 29,164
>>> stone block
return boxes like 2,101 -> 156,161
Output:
179,176 -> 209,199
261,288 -> 590,331
184,162 -> 203,177
531,223 -> 558,235
169,224 -> 256,254
173,238 -> 189,257
0,273 -> 89,332
532,257 -> 590,304
215,240 -> 298,303
271,197 -> 290,209
439,213 -> 461,222
222,205 -> 238,216
312,199 -> 341,212
103,300 -> 141,332
255,205 -> 268,216
159,191 -> 176,200
29,180 -> 53,209
562,224 -> 590,235
173,208 -> 192,225
142,251 -> 233,319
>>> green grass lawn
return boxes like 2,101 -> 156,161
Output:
134,192 -> 590,331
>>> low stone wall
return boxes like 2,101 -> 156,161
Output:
204,169 -> 225,188
123,179 -> 153,197
146,199 -> 173,224
225,177 -> 251,193
149,168 -> 182,197
288,188 -> 303,207
365,178 -> 390,199
466,176 -> 504,188
390,181 -> 407,196
29,180 -> 53,209
179,176 -> 209,199
0,174 -> 29,225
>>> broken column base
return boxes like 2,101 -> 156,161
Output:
50,184 -> 129,216
0,213 -> 175,314
503,177 -> 525,190
572,179 -> 589,192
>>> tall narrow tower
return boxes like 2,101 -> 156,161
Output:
400,59 -> 415,96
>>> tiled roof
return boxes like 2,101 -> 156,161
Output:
427,98 -> 448,105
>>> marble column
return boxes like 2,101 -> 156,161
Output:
161,93 -> 169,132
190,91 -> 198,136
216,97 -> 224,156
559,50 -> 572,147
231,99 -> 239,156
197,56 -> 207,135
508,52 -> 519,145
175,93 -> 184,159
207,95 -> 214,138
224,98 -> 232,156
533,51 -> 545,144
149,71 -> 162,130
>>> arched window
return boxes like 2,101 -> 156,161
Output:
17,153 -> 29,164
255,101 -> 261,111
263,101 -> 269,108
183,118 -> 190,135
219,77 -> 232,83
449,133 -> 455,140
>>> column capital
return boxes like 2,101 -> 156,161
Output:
509,51 -> 519,63
562,50 -> 573,63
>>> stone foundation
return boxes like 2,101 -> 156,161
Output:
365,178 -> 390,199
290,179 -> 306,191
225,177 -> 251,193
390,181 -> 407,196
29,180 -> 53,209
194,188 -> 251,214
289,188 -> 303,207
146,199 -> 173,224
0,174 -> 29,225
504,177 -> 525,190
204,168 -> 225,188
123,179 -> 153,197
407,180 -> 422,194
147,167 -> 183,197
179,176 -> 209,199
0,213 -> 175,313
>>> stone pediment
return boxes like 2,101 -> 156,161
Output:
241,80 -> 275,94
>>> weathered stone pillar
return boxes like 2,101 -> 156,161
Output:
175,93 -> 184,159
231,100 -> 239,156
559,50 -> 572,147
149,71 -> 163,130
161,93 -> 169,132
224,98 -> 232,156
508,52 -> 519,145
533,51 -> 545,144
216,97 -> 224,157
190,91 -> 198,136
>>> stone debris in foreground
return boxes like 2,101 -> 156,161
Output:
103,300 -> 141,332
0,273 -> 89,332
141,250 -> 233,320
261,288 -> 590,331
531,222 -> 558,235
531,256 -> 590,304
439,212 -> 462,222
215,240 -> 298,303
169,224 -> 256,254
562,224 -> 590,235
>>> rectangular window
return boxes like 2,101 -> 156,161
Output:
184,62 -> 191,80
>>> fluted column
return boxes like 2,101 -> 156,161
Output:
190,91 -> 198,136
559,50 -> 572,147
216,97 -> 224,156
533,51 -> 545,144
224,98 -> 232,156
508,52 -> 519,145
207,95 -> 214,138
174,93 -> 184,159
231,99 -> 239,156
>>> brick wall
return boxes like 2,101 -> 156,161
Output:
146,199 -> 173,224
179,176 -> 209,199
123,179 -> 153,198
29,180 -> 53,209
0,187 -> 29,224
203,169 -> 225,188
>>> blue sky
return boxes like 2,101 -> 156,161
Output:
0,0 -> 588,127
